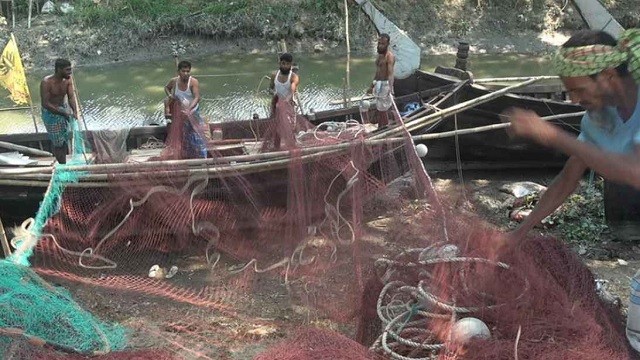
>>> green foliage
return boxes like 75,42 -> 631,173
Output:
546,185 -> 608,244
299,0 -> 341,14
518,182 -> 608,244
69,0 -> 121,27
203,0 -> 248,15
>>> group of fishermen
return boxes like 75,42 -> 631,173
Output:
39,33 -> 397,164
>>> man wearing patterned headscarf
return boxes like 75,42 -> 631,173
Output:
503,29 -> 640,352
505,29 -> 640,242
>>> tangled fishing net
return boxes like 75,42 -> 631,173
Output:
0,120 -> 128,356
354,211 -> 636,360
0,95 -> 634,360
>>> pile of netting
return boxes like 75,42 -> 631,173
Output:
1,99 -> 432,358
0,119 -> 130,357
0,98 -> 635,359
352,212 -> 636,360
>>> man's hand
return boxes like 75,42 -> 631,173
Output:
63,107 -> 74,120
492,227 -> 528,253
366,83 -> 374,95
502,107 -> 558,147
505,227 -> 528,243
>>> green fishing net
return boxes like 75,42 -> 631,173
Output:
1,121 -> 128,355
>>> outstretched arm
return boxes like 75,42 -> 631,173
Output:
506,107 -> 640,190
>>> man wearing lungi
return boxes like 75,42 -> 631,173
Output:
40,58 -> 77,164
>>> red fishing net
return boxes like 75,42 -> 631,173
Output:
3,97 -> 635,360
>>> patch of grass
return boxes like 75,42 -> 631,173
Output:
546,184 -> 608,244
202,0 -> 248,15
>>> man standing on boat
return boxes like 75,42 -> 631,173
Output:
366,33 -> 395,128
164,60 -> 206,158
504,29 -> 640,242
40,58 -> 77,165
266,52 -> 301,150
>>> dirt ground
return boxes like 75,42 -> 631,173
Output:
0,1 -> 620,71
35,168 -> 636,359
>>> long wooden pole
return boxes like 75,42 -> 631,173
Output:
69,67 -> 90,163
473,75 -> 559,84
27,0 -> 33,28
344,0 -> 351,109
371,77 -> 543,140
0,106 -> 30,111
1,111 -> 585,182
0,140 -> 53,156
10,0 -> 15,28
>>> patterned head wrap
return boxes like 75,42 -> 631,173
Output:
553,29 -> 640,83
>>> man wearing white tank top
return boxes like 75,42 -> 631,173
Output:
164,60 -> 201,120
268,53 -> 300,149
163,60 -> 206,158
269,53 -> 299,114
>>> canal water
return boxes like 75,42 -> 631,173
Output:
0,53 -> 555,134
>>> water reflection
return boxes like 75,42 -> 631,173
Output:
0,53 -> 555,134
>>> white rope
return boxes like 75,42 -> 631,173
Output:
298,120 -> 366,145
317,161 -> 360,245
138,136 -> 166,150
370,244 -> 529,359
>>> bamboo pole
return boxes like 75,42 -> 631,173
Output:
473,75 -> 559,83
27,0 -> 33,28
372,77 -> 543,140
2,110 -> 585,182
1,108 -> 584,177
0,140 -> 53,156
69,72 -> 90,163
0,166 -> 53,175
0,216 -> 11,257
0,106 -> 30,111
344,0 -> 351,108
10,0 -> 15,28
405,80 -> 469,121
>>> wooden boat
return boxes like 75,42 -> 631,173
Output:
0,69 -> 584,219
0,69 -> 584,165
0,69 -> 583,157
393,69 -> 583,167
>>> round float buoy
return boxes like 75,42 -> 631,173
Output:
450,317 -> 491,344
415,143 -> 428,157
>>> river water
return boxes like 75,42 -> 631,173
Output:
0,53 -> 555,134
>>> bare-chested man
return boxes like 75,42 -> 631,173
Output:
40,58 -> 77,164
366,33 -> 395,128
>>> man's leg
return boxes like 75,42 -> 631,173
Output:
375,110 -> 389,128
54,142 -> 67,164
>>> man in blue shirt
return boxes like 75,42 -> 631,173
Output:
505,29 -> 640,242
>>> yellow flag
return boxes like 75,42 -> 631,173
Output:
0,34 -> 30,105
